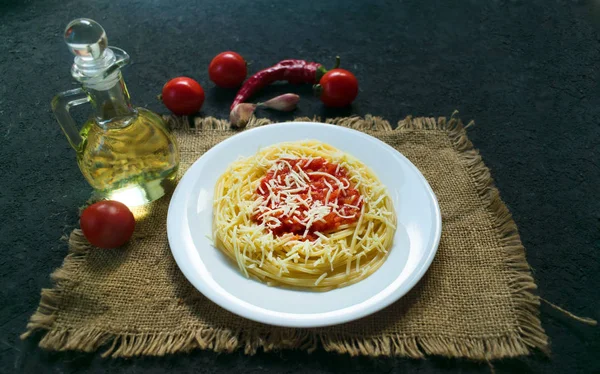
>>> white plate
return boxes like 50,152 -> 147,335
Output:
167,122 -> 441,328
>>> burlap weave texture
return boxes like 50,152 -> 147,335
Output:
22,115 -> 548,360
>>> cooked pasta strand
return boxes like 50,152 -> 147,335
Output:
213,140 -> 396,291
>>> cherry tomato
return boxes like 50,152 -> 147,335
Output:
161,77 -> 205,115
209,51 -> 247,88
319,69 -> 359,107
80,201 -> 135,249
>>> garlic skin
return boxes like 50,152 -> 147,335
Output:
229,93 -> 300,128
259,94 -> 300,112
230,103 -> 257,128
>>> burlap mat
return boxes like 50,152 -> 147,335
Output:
22,115 -> 549,360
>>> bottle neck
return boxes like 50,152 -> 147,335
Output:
84,72 -> 136,129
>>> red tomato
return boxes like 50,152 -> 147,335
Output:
80,201 -> 135,249
319,69 -> 359,107
161,77 -> 205,115
208,51 -> 247,88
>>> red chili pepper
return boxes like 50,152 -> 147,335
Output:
230,57 -> 340,111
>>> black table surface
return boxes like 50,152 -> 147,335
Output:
1,0 -> 598,373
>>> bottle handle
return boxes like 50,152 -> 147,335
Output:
51,88 -> 91,151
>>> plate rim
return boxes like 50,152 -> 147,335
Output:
167,122 -> 442,327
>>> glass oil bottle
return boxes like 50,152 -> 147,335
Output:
52,18 -> 179,206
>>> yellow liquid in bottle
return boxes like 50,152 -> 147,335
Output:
77,108 -> 179,205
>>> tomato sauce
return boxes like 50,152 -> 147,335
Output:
253,157 -> 363,239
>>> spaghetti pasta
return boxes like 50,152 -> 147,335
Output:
213,140 -> 396,291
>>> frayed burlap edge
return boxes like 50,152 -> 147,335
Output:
21,114 -> 549,360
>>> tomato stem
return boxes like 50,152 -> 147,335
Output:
312,84 -> 323,97
315,56 -> 341,83
333,55 -> 341,69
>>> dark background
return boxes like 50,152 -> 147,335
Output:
1,0 -> 598,373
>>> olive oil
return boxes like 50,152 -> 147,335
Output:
77,108 -> 179,203
53,18 -> 180,205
